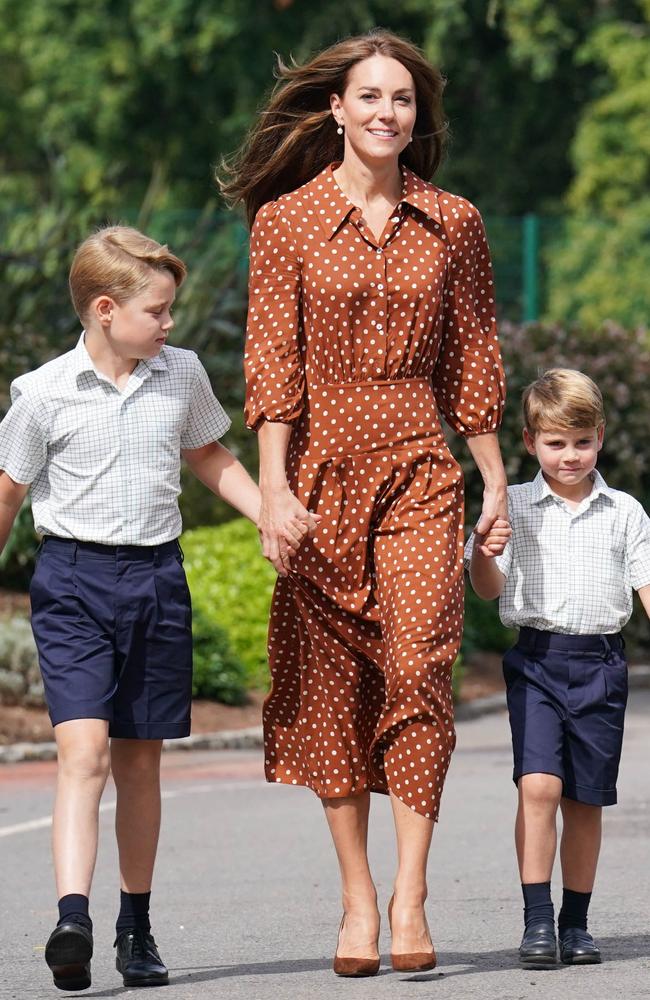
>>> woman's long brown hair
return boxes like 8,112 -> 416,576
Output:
219,29 -> 448,228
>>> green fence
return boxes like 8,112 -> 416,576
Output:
136,209 -> 556,323
1,207 -> 554,325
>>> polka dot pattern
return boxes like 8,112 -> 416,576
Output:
244,163 -> 505,821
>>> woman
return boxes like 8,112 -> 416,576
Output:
222,29 -> 509,976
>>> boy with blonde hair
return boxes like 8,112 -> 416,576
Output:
0,226 -> 314,991
466,368 -> 650,968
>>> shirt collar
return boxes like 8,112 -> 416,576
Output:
71,331 -> 168,380
531,468 -> 615,508
317,162 -> 442,240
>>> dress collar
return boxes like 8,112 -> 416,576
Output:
316,162 -> 442,240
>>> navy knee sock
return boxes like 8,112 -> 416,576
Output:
115,890 -> 151,936
58,894 -> 92,932
558,888 -> 591,933
522,882 -> 554,928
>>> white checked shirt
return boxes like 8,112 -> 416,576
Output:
465,470 -> 650,634
0,334 -> 231,544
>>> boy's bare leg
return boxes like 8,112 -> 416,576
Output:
555,798 -> 603,961
515,773 -> 563,881
559,798 -> 602,891
52,719 -> 111,897
111,738 -> 163,891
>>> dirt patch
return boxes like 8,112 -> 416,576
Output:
0,588 -> 31,617
459,651 -> 505,701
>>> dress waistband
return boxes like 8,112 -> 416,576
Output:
305,378 -> 439,457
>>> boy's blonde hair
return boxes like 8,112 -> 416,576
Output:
523,368 -> 605,434
69,225 -> 187,322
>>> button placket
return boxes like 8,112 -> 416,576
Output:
377,250 -> 389,374
118,396 -> 136,540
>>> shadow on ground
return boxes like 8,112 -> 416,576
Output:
76,933 -> 649,996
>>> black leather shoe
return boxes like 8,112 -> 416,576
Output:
519,919 -> 557,968
115,928 -> 169,987
45,922 -> 93,991
559,927 -> 602,964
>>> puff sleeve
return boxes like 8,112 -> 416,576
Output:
244,201 -> 305,431
433,202 -> 505,436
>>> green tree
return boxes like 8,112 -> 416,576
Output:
546,9 -> 650,326
0,0 -> 623,218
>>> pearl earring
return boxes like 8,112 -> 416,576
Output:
336,124 -> 343,135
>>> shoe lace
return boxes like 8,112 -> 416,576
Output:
129,928 -> 150,959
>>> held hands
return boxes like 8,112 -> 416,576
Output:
474,517 -> 511,558
258,485 -> 321,576
474,485 -> 511,558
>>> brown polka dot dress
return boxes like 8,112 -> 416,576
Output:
244,163 -> 505,820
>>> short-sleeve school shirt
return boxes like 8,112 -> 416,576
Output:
0,334 -> 231,544
465,470 -> 650,634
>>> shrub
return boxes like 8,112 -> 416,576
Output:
181,519 -> 276,689
0,501 -> 40,590
462,587 -> 516,659
191,607 -> 248,704
0,615 -> 43,706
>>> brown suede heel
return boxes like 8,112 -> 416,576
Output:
391,950 -> 437,972
388,896 -> 437,973
332,915 -> 380,977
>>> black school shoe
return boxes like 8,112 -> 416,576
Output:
115,928 -> 169,987
519,919 -> 557,968
45,922 -> 93,991
559,927 -> 602,965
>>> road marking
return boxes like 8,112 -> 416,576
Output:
0,780 -> 266,839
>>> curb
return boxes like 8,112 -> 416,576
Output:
2,667 -> 648,765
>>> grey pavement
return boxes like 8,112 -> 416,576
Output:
1,692 -> 649,1000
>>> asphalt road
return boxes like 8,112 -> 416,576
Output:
1,692 -> 648,1000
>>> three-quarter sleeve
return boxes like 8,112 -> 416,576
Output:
433,203 -> 505,436
244,200 -> 304,431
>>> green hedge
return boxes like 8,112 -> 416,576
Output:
181,519 -> 276,690
190,608 -> 248,704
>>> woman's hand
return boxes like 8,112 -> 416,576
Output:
474,483 -> 510,557
258,485 -> 320,576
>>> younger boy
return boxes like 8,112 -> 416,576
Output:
0,226 -> 314,991
466,368 -> 650,968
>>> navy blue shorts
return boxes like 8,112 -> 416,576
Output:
30,536 -> 193,739
503,627 -> 628,806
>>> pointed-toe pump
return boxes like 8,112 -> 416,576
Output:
388,896 -> 437,973
333,915 -> 380,977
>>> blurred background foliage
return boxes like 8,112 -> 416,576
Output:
1,0 -> 649,695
